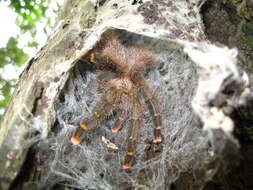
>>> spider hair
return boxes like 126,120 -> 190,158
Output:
97,30 -> 155,76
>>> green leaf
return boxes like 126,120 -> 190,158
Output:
4,37 -> 29,67
2,82 -> 11,97
28,40 -> 39,48
0,96 -> 10,108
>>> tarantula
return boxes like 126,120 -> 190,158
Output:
71,30 -> 162,169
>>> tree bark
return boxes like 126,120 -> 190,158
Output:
0,0 -> 253,189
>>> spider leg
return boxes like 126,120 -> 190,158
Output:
137,77 -> 162,146
123,93 -> 143,169
111,108 -> 127,133
71,89 -> 118,145
111,95 -> 129,133
144,91 -> 162,144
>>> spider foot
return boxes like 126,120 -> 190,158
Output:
144,139 -> 163,160
152,135 -> 163,153
111,127 -> 120,133
122,163 -> 132,169
153,137 -> 162,144
70,123 -> 91,145
71,136 -> 81,145
112,109 -> 127,133
123,152 -> 135,169
152,142 -> 163,153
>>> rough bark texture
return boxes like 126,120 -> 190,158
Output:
0,0 -> 252,190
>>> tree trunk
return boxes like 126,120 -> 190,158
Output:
0,0 -> 253,189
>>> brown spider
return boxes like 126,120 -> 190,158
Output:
70,31 -> 162,169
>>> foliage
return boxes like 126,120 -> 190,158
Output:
0,37 -> 29,68
0,37 -> 29,109
0,0 -> 52,116
10,0 -> 48,32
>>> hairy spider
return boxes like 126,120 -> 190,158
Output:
70,31 -> 162,169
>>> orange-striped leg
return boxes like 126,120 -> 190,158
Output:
132,73 -> 163,146
123,96 -> 142,169
140,85 -> 162,150
71,90 -> 118,145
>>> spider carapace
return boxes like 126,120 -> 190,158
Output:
71,30 -> 163,169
